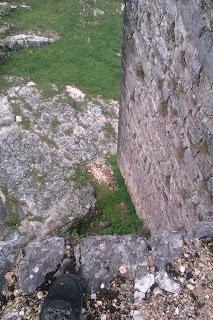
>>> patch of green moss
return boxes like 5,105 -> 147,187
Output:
51,116 -> 60,129
5,212 -> 20,226
102,123 -> 116,139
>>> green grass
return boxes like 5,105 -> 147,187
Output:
0,0 -> 123,99
0,186 -> 21,227
72,155 -> 150,237
0,78 -> 10,92
5,212 -> 20,227
51,116 -> 60,129
103,122 -> 116,139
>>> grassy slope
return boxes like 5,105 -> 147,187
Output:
0,0 -> 123,99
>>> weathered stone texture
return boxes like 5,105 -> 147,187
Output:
118,0 -> 213,232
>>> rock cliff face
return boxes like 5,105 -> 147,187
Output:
118,0 -> 213,232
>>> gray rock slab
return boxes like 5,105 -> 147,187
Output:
0,96 -> 13,128
151,230 -> 183,269
0,238 -> 23,293
74,235 -> 148,292
18,237 -> 65,293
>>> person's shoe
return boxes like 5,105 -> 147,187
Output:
40,274 -> 82,320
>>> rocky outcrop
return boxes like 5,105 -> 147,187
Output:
118,0 -> 213,232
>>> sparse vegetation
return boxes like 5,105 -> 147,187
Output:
30,168 -> 46,185
59,96 -> 84,112
5,212 -> 20,227
103,123 -> 116,139
72,155 -> 150,237
100,105 -> 117,119
21,116 -> 31,130
40,134 -> 59,149
51,116 -> 60,129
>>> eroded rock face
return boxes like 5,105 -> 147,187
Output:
18,237 -> 65,293
118,0 -> 213,232
74,235 -> 148,292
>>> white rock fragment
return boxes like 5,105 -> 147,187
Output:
27,81 -> 36,87
174,307 -> 180,316
134,273 -> 155,302
155,271 -> 181,294
131,310 -> 144,320
119,265 -> 128,274
66,85 -> 85,102
179,265 -> 186,273
16,115 -> 22,123
93,8 -> 105,17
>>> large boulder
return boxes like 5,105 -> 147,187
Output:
18,237 -> 65,293
74,235 -> 148,292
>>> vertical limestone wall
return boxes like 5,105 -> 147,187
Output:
118,0 -> 213,232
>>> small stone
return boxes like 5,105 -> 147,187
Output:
100,283 -> 105,289
186,284 -> 194,291
100,314 -> 107,320
179,265 -> 186,273
96,300 -> 102,306
153,287 -> 163,296
16,116 -> 22,123
207,272 -> 213,281
19,310 -> 25,316
119,265 -> 128,274
174,307 -> 180,316
90,293 -> 96,300
194,269 -> 200,276
37,291 -> 44,299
